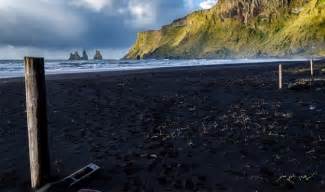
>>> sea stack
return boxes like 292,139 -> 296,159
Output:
69,51 -> 81,60
94,50 -> 103,60
82,50 -> 89,60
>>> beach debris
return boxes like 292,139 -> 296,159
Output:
276,173 -> 317,187
288,78 -> 325,90
288,79 -> 310,90
61,163 -> 100,186
149,154 -> 158,159
309,105 -> 316,111
36,163 -> 100,192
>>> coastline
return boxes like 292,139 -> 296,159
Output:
1,59 -> 318,81
0,58 -> 320,80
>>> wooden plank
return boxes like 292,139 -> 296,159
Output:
36,163 -> 100,192
24,57 -> 50,190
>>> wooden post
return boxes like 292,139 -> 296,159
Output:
278,64 -> 283,89
310,59 -> 314,80
24,57 -> 50,190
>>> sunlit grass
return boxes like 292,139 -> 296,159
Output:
126,0 -> 325,59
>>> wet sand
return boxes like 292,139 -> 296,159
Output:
0,60 -> 325,192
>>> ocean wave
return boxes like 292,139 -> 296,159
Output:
0,58 -> 308,79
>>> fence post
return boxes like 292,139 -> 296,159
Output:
24,57 -> 50,190
310,59 -> 314,80
278,64 -> 283,89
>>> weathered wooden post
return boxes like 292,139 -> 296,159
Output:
310,59 -> 314,80
278,64 -> 283,89
24,57 -> 50,191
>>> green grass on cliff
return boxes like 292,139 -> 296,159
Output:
126,0 -> 325,59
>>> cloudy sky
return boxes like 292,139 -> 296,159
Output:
0,0 -> 218,59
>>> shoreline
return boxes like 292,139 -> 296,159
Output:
0,59 -> 318,82
1,58 -> 323,81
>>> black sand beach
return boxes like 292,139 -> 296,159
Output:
1,61 -> 325,192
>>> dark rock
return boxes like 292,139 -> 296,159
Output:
82,50 -> 89,60
94,50 -> 103,60
69,51 -> 82,60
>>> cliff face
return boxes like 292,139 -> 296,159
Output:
125,0 -> 325,59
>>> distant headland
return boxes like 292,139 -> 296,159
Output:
69,50 -> 103,60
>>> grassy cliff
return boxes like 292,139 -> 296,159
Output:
125,0 -> 325,59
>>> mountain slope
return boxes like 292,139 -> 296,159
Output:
125,0 -> 325,59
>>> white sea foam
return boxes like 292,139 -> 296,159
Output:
0,58 -> 308,79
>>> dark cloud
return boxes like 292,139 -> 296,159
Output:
0,0 -> 211,58
0,0 -> 219,59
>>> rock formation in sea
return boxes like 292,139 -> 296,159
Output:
69,50 -> 89,60
125,0 -> 325,59
69,51 -> 82,60
94,50 -> 103,60
82,50 -> 89,60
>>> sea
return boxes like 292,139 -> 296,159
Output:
0,58 -> 308,79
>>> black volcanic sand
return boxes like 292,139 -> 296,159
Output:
1,61 -> 325,192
